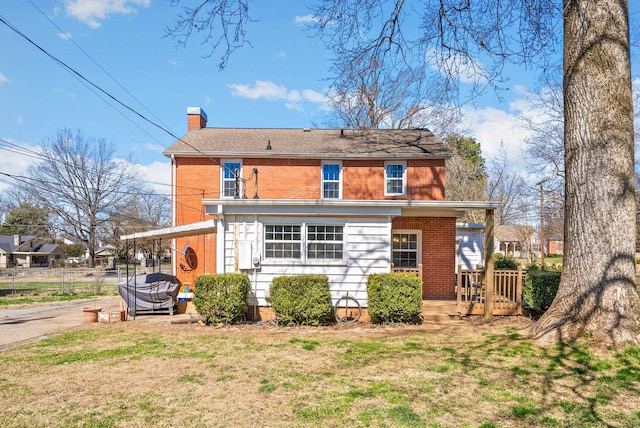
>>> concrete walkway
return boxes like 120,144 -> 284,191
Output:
0,297 -> 123,351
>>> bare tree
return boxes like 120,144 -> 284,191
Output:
105,191 -> 171,260
485,147 -> 531,226
22,129 -> 141,268
167,0 -> 640,345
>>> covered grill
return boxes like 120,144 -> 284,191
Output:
118,272 -> 182,316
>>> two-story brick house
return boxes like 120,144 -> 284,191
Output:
153,107 -> 495,318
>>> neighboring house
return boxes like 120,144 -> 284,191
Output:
0,235 -> 65,268
124,107 -> 497,317
456,223 -> 484,271
494,225 -> 539,258
546,234 -> 564,255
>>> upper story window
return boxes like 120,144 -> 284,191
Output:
385,161 -> 406,196
322,162 -> 342,199
221,160 -> 242,198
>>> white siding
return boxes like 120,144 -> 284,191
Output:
456,224 -> 484,270
219,215 -> 391,307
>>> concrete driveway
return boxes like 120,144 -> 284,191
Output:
0,297 -> 123,351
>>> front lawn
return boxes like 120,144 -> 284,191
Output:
0,319 -> 638,427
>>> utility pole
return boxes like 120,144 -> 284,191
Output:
536,180 -> 547,270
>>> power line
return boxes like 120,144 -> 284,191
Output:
0,14 -> 184,143
26,0 -> 175,135
0,13 -> 251,213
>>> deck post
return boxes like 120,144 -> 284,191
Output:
484,209 -> 495,319
516,267 -> 524,315
456,264 -> 462,313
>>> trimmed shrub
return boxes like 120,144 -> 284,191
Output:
367,273 -> 422,324
494,253 -> 519,270
523,270 -> 561,313
267,274 -> 333,326
193,273 -> 251,325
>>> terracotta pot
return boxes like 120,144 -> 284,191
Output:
82,307 -> 102,323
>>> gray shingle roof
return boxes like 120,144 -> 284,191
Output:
163,128 -> 452,159
0,235 -> 34,253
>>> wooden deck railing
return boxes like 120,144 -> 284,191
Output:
390,263 -> 423,280
456,266 -> 523,315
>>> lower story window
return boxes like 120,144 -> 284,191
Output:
392,232 -> 419,268
264,224 -> 344,261
307,225 -> 344,259
265,225 -> 301,258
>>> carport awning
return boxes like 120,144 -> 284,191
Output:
120,220 -> 217,242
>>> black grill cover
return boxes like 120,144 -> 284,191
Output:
118,272 -> 182,313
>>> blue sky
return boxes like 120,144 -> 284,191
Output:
1,1 -> 638,194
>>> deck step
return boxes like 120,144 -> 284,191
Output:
420,300 -> 461,321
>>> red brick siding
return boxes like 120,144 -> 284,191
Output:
172,156 -> 448,285
392,216 -> 457,299
174,157 -> 218,283
244,158 -> 321,199
406,159 -> 446,201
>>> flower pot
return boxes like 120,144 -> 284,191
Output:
82,307 -> 102,323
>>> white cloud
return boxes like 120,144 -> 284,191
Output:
0,73 -> 8,84
295,15 -> 318,24
58,31 -> 73,40
132,160 -> 171,194
65,0 -> 150,29
275,51 -> 286,59
285,102 -> 304,112
144,143 -> 165,154
0,140 -> 41,192
461,105 -> 532,170
114,158 -> 171,195
228,81 -> 327,110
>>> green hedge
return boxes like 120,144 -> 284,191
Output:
193,273 -> 251,325
367,273 -> 422,324
523,270 -> 561,313
494,253 -> 519,269
267,274 -> 333,326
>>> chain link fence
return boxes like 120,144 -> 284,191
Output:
0,267 -> 169,298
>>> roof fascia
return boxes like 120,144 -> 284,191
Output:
203,199 -> 498,218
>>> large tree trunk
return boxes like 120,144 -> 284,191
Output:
530,0 -> 640,345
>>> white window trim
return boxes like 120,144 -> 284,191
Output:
263,224 -> 302,260
221,159 -> 242,199
384,160 -> 407,196
391,229 -> 422,268
321,161 -> 343,199
262,222 -> 347,265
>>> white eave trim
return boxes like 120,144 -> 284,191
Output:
120,220 -> 217,242
202,199 -> 498,218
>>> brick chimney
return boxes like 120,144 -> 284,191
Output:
187,107 -> 207,131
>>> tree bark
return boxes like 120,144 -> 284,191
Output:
530,0 -> 640,345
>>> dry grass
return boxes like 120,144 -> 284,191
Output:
0,317 -> 639,427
